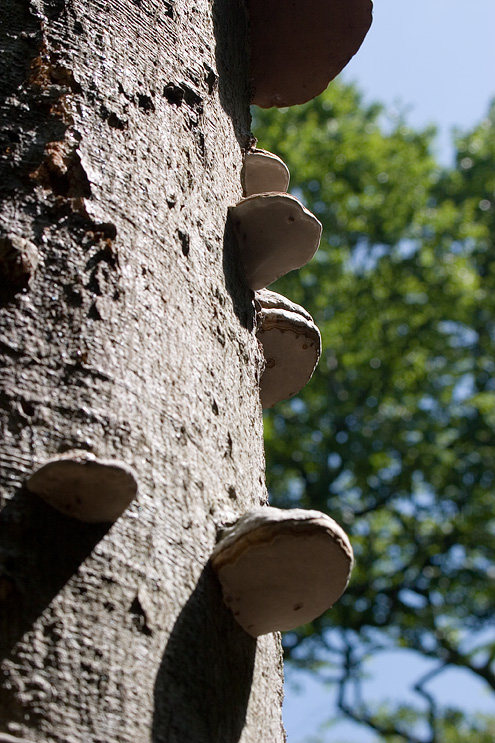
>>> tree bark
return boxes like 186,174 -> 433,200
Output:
0,0 -> 285,741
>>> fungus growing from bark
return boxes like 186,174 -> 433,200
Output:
241,149 -> 290,196
211,506 -> 353,637
27,451 -> 138,523
248,0 -> 373,108
229,193 -> 321,290
256,289 -> 321,407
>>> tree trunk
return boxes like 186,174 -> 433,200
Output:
0,1 -> 285,741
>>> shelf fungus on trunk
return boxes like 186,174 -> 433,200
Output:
255,289 -> 321,407
241,149 -> 290,197
229,193 -> 321,290
248,0 -> 373,108
26,451 -> 138,523
211,506 -> 353,637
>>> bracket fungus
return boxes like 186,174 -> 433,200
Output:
241,149 -> 290,196
27,451 -> 138,523
211,506 -> 353,637
230,193 -> 321,290
256,289 -> 321,407
248,0 -> 373,108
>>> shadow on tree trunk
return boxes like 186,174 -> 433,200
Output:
152,562 -> 256,743
212,0 -> 253,150
0,488 -> 110,658
222,215 -> 255,331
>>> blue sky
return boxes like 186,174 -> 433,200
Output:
282,2 -> 495,741
344,0 -> 495,165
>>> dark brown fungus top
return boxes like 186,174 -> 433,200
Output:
248,0 -> 373,108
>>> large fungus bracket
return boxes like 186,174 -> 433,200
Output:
247,0 -> 373,108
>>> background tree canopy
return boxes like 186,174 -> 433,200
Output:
253,82 -> 495,742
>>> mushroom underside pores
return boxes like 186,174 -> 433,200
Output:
230,193 -> 322,291
255,290 -> 322,408
211,507 -> 353,637
241,149 -> 290,196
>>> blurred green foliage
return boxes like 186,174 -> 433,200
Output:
253,83 -> 495,742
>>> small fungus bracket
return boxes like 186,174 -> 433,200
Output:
241,149 -> 290,196
27,451 -> 139,523
255,289 -> 321,407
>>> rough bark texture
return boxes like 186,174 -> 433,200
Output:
0,1 -> 285,741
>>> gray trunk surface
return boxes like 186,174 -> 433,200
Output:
0,0 -> 285,741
